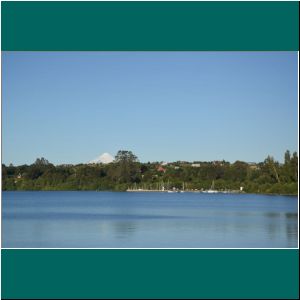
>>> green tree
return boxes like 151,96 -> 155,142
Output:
264,155 -> 280,183
290,152 -> 298,181
284,150 -> 291,164
115,150 -> 138,163
34,157 -> 51,166
113,150 -> 140,184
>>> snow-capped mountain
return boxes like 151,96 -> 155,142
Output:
88,153 -> 114,164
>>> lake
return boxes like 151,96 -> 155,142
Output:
2,191 -> 298,248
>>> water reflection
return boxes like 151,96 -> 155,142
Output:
2,191 -> 298,248
285,213 -> 298,248
112,221 -> 136,239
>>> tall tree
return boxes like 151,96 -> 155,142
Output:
265,155 -> 280,183
291,152 -> 298,181
34,157 -> 51,166
284,150 -> 291,165
115,151 -> 138,163
113,150 -> 139,183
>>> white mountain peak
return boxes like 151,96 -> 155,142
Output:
89,152 -> 114,164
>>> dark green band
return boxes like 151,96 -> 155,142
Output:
2,249 -> 299,299
1,1 -> 299,51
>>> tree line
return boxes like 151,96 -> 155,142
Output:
2,150 -> 298,195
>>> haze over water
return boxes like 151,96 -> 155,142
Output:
2,191 -> 298,248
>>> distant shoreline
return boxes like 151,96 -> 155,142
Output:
2,189 -> 298,197
3,150 -> 298,196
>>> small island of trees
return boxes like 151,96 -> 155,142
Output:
2,150 -> 298,195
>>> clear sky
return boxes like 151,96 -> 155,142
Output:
2,52 -> 298,165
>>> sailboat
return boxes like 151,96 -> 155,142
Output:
204,180 -> 218,193
180,182 -> 185,193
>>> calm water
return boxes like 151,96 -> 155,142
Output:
2,191 -> 298,248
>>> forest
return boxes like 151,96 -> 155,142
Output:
2,150 -> 298,195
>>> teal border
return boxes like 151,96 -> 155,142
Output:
2,250 -> 299,299
1,1 -> 299,51
1,1 -> 299,299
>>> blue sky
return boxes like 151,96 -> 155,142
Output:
2,52 -> 298,165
